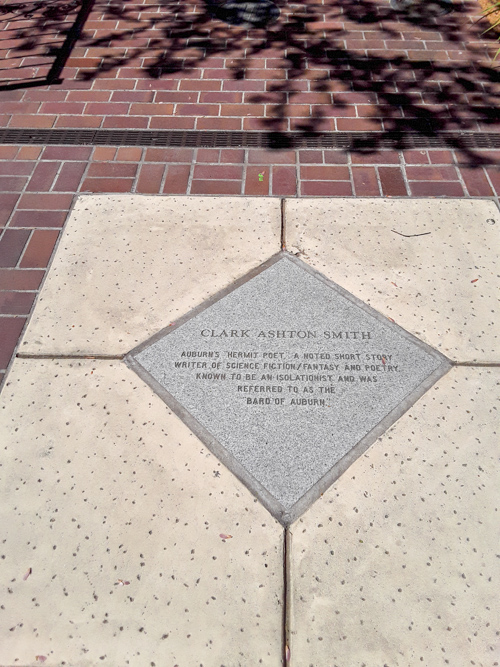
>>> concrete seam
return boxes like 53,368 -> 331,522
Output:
283,526 -> 291,666
452,361 -> 500,367
17,353 -> 125,360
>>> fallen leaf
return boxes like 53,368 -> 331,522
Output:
219,534 -> 233,540
116,579 -> 130,586
23,568 -> 32,581
471,279 -> 479,283
285,645 -> 291,661
381,356 -> 386,365
35,657 -> 47,663
391,282 -> 399,288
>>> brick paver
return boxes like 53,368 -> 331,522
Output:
1,0 -> 500,384
0,0 -> 499,134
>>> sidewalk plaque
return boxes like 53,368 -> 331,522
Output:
127,255 -> 450,524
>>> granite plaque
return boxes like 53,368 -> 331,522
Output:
127,254 -> 450,524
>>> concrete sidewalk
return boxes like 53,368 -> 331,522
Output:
0,196 -> 498,666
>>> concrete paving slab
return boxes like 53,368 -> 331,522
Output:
289,367 -> 500,667
20,195 -> 281,356
0,358 -> 283,667
284,199 -> 500,362
4,194 -> 499,667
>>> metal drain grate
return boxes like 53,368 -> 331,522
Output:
1,128 -> 500,149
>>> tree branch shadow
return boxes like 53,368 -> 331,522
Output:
1,0 -> 499,165
0,0 -> 95,91
76,0 -> 500,163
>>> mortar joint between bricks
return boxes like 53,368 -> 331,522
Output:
295,156 -> 300,198
186,150 -> 196,195
76,153 -> 94,194
241,150 -> 248,196
455,162 -> 470,197
48,160 -> 66,192
483,170 -> 500,210
158,158 -> 169,194
398,150 -> 411,197
374,164 -> 384,197
280,198 -> 285,249
127,149 -> 145,194
347,150 -> 355,195
15,228 -> 35,268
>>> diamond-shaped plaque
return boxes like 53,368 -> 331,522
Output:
127,254 -> 450,524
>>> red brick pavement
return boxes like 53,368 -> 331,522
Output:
1,144 -> 499,385
0,0 -> 499,134
1,0 -> 500,385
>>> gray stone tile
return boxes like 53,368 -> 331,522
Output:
129,255 -> 449,524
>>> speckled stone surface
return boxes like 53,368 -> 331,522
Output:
20,195 -> 281,356
284,199 -> 499,362
131,255 -> 448,522
0,359 -> 283,667
289,367 -> 500,667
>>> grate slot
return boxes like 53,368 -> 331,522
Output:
1,128 -> 500,150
